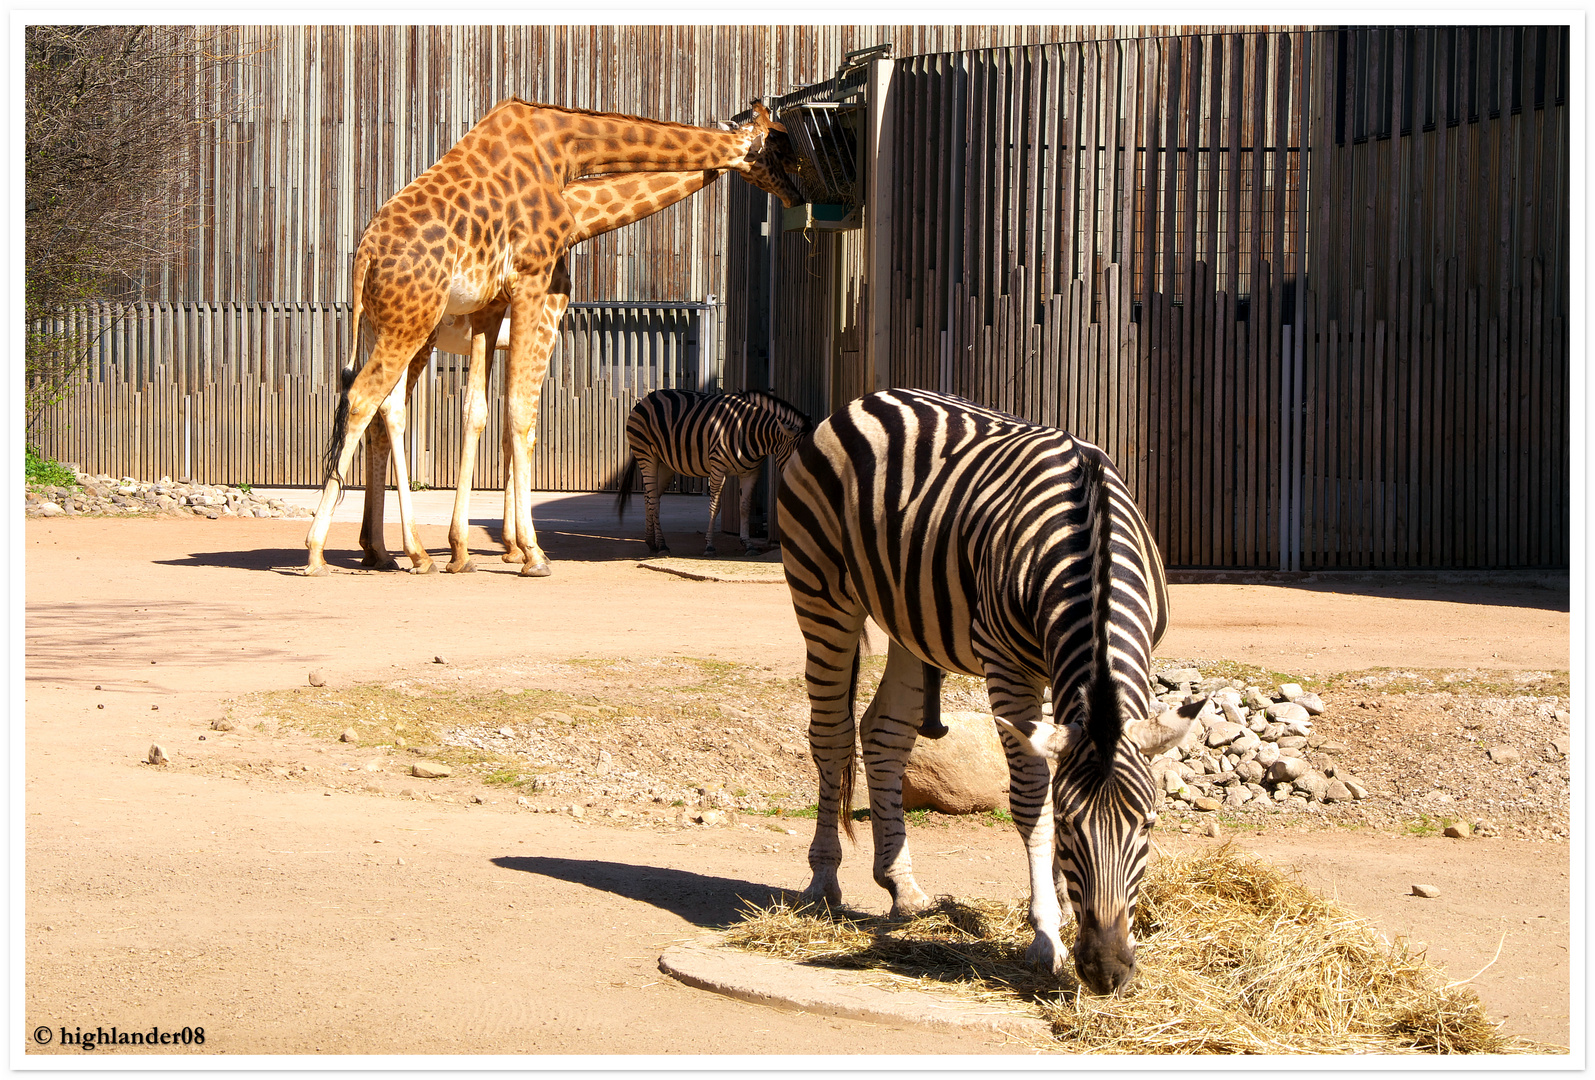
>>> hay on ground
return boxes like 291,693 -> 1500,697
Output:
721,844 -> 1551,1054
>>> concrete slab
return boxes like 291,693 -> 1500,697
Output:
658,936 -> 1054,1044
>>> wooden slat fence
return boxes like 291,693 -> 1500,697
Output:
740,25 -> 1568,569
29,300 -> 718,493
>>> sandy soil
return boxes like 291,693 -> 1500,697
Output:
21,495 -> 1576,1059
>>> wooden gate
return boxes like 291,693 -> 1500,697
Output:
29,300 -> 719,491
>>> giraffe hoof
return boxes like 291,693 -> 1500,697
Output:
409,560 -> 438,575
519,560 -> 553,578
501,551 -> 525,564
445,558 -> 476,574
303,564 -> 331,578
364,557 -> 400,572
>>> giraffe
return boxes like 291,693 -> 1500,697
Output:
356,168 -> 727,572
303,97 -> 802,576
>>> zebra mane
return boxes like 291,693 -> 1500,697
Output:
1081,451 -> 1126,766
739,389 -> 813,434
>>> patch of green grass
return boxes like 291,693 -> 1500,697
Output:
25,445 -> 78,489
979,807 -> 1015,827
1402,813 -> 1460,837
236,482 -> 253,494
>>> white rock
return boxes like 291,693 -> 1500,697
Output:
903,711 -> 1011,814
1265,757 -> 1310,784
410,762 -> 452,779
1295,692 -> 1326,716
1410,883 -> 1441,898
1266,701 -> 1311,723
1279,683 -> 1305,701
1205,721 -> 1246,748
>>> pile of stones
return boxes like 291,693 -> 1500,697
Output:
26,471 -> 310,520
1142,666 -> 1367,814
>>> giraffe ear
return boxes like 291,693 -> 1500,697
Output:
993,716 -> 1079,762
1123,698 -> 1206,758
749,99 -> 787,133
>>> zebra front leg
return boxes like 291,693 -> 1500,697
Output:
987,665 -> 1066,974
860,641 -> 934,915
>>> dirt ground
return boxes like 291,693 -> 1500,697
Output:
21,494 -> 1576,1059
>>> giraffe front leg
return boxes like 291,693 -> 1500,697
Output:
862,642 -> 933,915
986,663 -> 1065,974
504,270 -> 563,578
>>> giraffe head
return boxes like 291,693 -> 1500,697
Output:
733,100 -> 804,208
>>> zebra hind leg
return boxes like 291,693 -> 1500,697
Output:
798,617 -> 868,911
860,641 -> 934,915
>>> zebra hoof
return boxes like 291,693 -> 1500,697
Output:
702,546 -> 717,557
519,560 -> 553,578
917,719 -> 950,740
1025,933 -> 1068,975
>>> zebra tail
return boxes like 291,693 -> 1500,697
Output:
838,645 -> 861,843
614,455 -> 639,519
1084,453 -> 1123,759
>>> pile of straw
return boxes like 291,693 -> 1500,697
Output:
722,844 -> 1545,1054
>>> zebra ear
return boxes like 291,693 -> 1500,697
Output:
1124,698 -> 1206,758
993,716 -> 1079,761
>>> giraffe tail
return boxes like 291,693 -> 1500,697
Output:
323,250 -> 372,482
613,455 -> 639,519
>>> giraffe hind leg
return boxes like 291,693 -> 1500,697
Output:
359,423 -> 400,571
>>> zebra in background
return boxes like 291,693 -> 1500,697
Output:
616,389 -> 812,557
777,387 -> 1200,996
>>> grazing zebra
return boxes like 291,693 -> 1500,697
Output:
777,388 -> 1200,996
616,389 -> 812,557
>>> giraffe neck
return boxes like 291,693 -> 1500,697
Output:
563,170 -> 723,244
475,98 -> 763,182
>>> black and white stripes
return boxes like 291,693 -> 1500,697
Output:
616,389 -> 811,556
778,387 -> 1195,995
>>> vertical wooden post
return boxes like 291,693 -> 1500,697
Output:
865,55 -> 896,395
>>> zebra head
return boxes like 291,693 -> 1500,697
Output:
998,699 -> 1199,995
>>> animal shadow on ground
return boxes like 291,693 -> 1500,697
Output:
491,855 -> 789,928
154,548 -> 374,574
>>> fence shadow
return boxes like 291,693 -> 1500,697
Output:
490,855 -> 792,929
